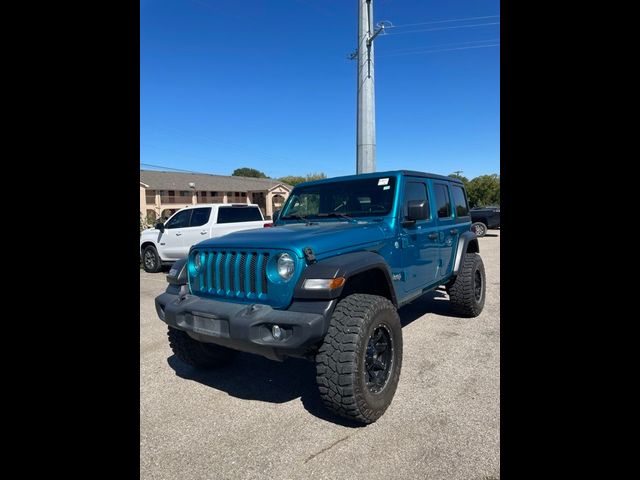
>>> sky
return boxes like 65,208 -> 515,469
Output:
140,0 -> 500,180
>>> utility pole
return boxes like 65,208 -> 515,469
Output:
352,1 -> 388,174
357,0 -> 377,174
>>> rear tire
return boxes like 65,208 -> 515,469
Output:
168,327 -> 237,368
142,245 -> 162,273
471,222 -> 487,237
448,253 -> 486,317
315,294 -> 403,424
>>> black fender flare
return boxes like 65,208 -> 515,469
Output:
452,231 -> 480,275
293,251 -> 397,307
166,258 -> 188,285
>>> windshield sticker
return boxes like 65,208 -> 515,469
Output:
378,178 -> 389,186
383,186 -> 390,190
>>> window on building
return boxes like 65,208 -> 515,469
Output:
434,184 -> 452,218
241,192 -> 247,197
200,191 -> 207,196
180,191 -> 190,196
168,190 -> 175,197
450,185 -> 469,217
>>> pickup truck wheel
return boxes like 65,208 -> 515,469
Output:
471,222 -> 487,237
142,245 -> 162,273
448,253 -> 486,317
167,327 -> 237,368
315,293 -> 403,424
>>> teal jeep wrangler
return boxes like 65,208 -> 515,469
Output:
155,170 -> 485,423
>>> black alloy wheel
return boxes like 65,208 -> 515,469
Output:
365,325 -> 393,394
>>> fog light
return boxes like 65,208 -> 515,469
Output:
272,325 -> 283,340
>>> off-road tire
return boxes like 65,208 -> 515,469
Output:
448,252 -> 486,317
167,327 -> 237,368
315,294 -> 403,424
471,222 -> 487,237
142,245 -> 162,273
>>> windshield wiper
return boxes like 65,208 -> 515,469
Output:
281,214 -> 312,225
317,212 -> 358,223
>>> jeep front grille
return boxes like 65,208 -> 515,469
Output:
190,250 -> 270,299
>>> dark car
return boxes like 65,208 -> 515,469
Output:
470,206 -> 500,237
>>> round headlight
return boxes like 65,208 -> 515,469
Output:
193,251 -> 202,270
276,253 -> 295,281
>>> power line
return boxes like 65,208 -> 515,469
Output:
380,38 -> 500,55
140,163 -> 200,173
385,22 -> 500,36
379,43 -> 500,58
386,15 -> 499,30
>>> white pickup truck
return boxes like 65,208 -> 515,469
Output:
140,203 -> 271,272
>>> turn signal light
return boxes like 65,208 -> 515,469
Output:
303,277 -> 346,290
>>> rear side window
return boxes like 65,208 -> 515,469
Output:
189,208 -> 212,227
450,185 -> 469,217
404,181 -> 430,220
217,207 -> 263,224
434,184 -> 452,218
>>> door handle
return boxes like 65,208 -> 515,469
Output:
200,231 -> 207,235
450,228 -> 458,235
175,233 -> 182,236
428,233 -> 438,240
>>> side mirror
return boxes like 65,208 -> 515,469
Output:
155,222 -> 165,233
402,200 -> 429,227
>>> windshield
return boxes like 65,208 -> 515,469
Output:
281,176 -> 397,219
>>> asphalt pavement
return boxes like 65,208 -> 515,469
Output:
140,231 -> 500,480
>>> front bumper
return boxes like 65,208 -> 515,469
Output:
155,291 -> 332,361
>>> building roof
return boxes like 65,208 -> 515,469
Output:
140,170 -> 291,192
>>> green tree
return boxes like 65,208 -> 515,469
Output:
448,173 -> 469,185
466,174 -> 500,208
232,167 -> 268,178
278,172 -> 327,186
278,175 -> 305,186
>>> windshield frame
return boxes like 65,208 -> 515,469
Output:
279,175 -> 399,223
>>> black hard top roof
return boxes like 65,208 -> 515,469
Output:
297,170 -> 464,188
398,170 -> 464,184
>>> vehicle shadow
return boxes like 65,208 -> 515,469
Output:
167,353 -> 366,428
166,289 -> 463,427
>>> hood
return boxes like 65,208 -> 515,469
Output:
196,221 -> 390,257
